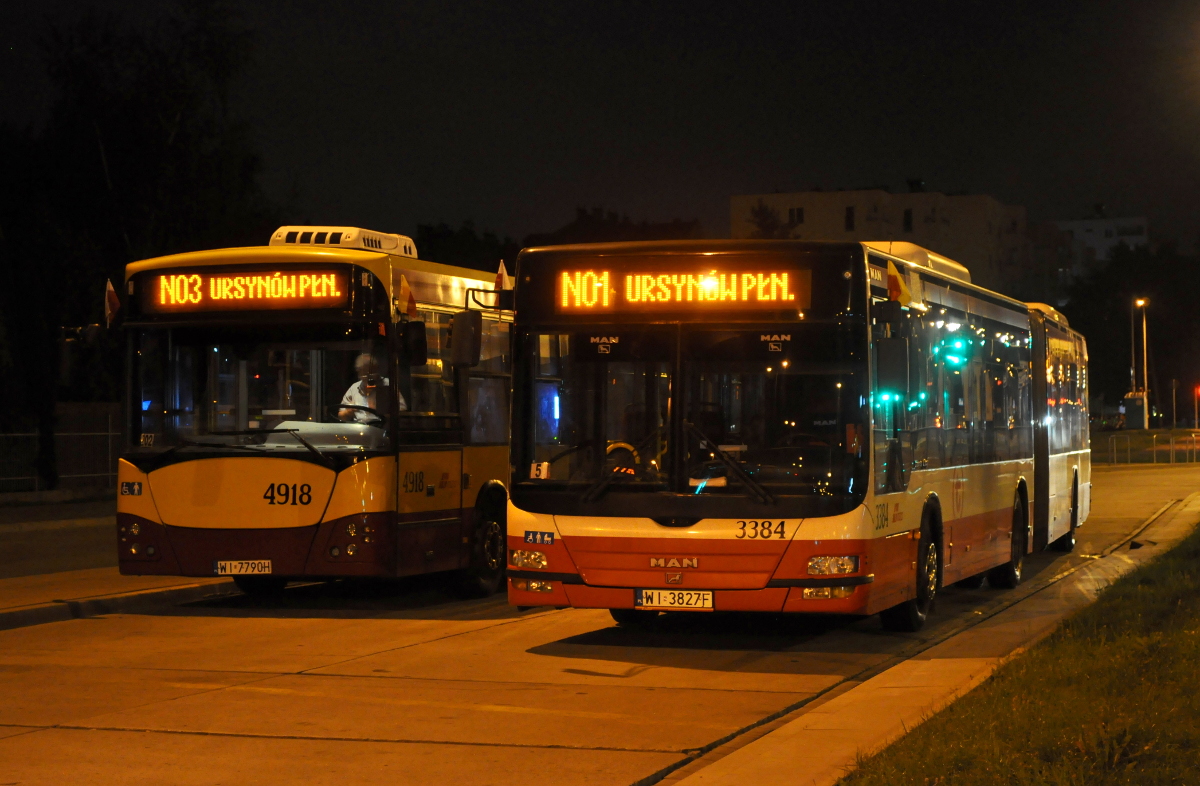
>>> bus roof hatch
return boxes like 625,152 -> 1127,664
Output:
269,226 -> 417,258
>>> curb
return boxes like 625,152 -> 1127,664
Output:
0,579 -> 242,632
0,516 -> 114,534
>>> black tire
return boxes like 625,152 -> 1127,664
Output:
453,510 -> 507,598
956,573 -> 986,589
988,492 -> 1027,589
881,514 -> 939,632
233,576 -> 288,596
609,608 -> 660,628
1051,477 -> 1079,552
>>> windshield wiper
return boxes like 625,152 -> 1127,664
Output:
212,428 -> 336,468
683,421 -> 776,505
270,428 -> 334,468
142,438 -> 264,471
581,426 -> 666,503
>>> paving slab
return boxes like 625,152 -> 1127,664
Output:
61,672 -> 793,752
673,492 -> 1200,786
0,663 -> 275,727
0,728 -> 680,786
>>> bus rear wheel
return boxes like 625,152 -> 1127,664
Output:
233,576 -> 288,596
880,520 -> 939,632
988,492 -> 1027,589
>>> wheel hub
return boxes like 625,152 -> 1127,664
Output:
481,521 -> 504,570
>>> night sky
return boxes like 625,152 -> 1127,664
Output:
5,0 -> 1199,245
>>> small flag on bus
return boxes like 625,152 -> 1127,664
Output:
104,279 -> 121,327
886,260 -> 911,306
495,260 -> 513,291
398,274 -> 418,319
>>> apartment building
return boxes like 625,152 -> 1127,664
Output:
730,188 -> 1027,291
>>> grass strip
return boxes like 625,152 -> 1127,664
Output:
840,526 -> 1200,785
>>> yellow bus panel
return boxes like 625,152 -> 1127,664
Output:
397,450 -> 462,514
149,457 -> 336,529
116,459 -> 161,522
323,456 -> 397,520
462,444 -> 510,506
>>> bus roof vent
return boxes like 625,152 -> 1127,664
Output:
269,226 -> 418,258
862,241 -> 971,284
1027,302 -> 1069,327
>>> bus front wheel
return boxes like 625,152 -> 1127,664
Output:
880,520 -> 939,632
454,512 -> 506,598
1051,477 -> 1079,553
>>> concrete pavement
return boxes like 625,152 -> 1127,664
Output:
0,464 -> 1196,785
667,491 -> 1200,786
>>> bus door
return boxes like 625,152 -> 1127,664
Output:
395,416 -> 464,575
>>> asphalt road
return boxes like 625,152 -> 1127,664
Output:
0,465 -> 1195,786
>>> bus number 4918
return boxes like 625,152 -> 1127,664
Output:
263,483 -> 312,505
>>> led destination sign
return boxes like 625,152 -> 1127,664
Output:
143,270 -> 349,313
557,269 -> 812,313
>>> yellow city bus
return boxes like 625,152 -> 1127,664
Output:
505,240 -> 1089,630
116,226 -> 513,595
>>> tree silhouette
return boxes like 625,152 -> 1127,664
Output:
747,199 -> 799,239
415,221 -> 520,274
0,1 -> 280,486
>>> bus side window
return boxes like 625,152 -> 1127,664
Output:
409,310 -> 456,413
466,318 -> 511,444
467,377 -> 509,444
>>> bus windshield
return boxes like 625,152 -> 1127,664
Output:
521,322 -> 868,500
131,323 -> 391,456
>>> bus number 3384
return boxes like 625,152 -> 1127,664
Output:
736,520 -> 786,539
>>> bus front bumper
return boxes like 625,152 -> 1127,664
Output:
117,512 -> 397,578
507,572 -> 875,613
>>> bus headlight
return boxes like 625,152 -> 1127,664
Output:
808,556 -> 859,575
510,550 -> 548,569
803,586 -> 856,599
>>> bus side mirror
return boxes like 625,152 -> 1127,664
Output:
876,337 -> 909,397
875,300 -> 904,330
450,310 -> 482,367
403,321 -> 428,367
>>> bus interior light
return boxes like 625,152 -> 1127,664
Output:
808,555 -> 859,575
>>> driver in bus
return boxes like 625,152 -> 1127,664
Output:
339,354 -> 406,422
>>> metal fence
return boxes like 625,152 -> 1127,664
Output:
0,403 -> 121,494
1101,430 -> 1200,464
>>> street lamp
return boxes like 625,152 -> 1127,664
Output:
1129,298 -> 1150,429
1139,299 -> 1149,421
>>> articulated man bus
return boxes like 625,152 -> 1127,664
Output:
505,240 -> 1089,630
116,226 -> 512,595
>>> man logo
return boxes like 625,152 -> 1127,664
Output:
760,334 -> 791,342
650,557 -> 698,568
590,336 -> 619,343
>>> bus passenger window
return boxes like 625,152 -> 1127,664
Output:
467,377 -> 509,444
